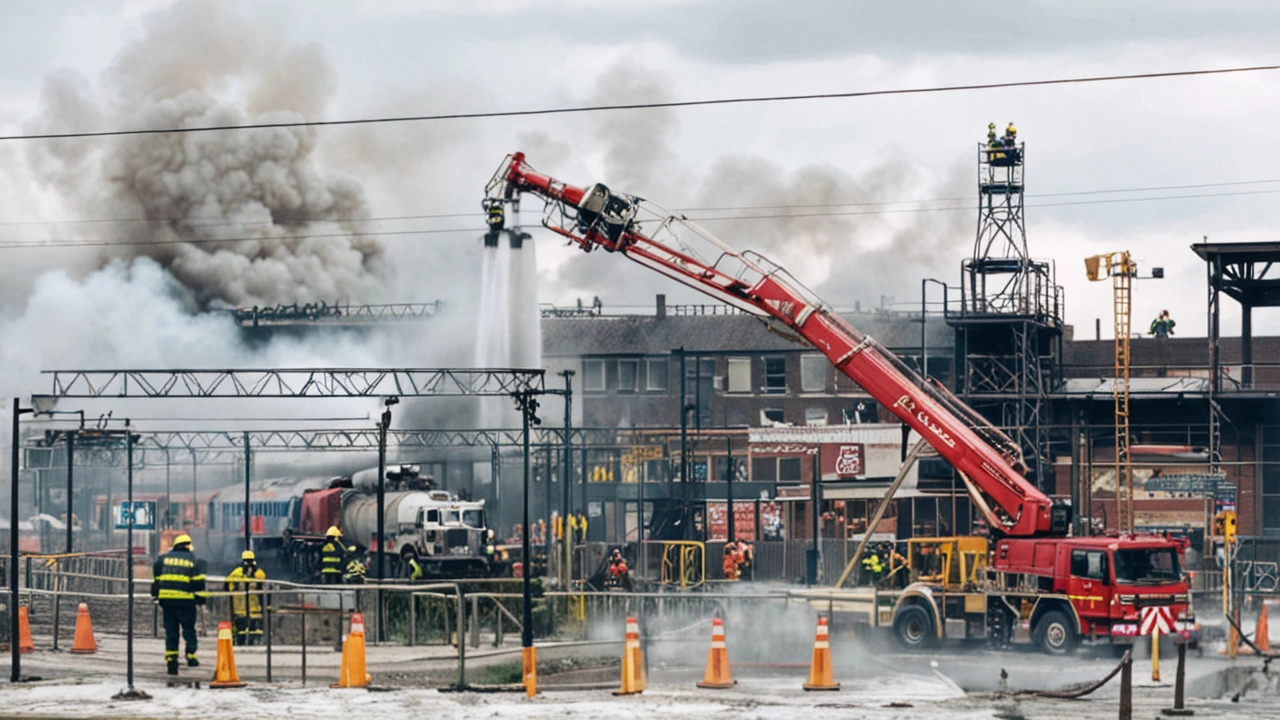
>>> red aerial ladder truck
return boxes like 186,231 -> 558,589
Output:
484,153 -> 1193,654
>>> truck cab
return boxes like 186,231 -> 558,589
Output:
406,494 -> 494,577
994,536 -> 1193,646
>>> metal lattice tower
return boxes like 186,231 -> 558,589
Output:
949,139 -> 1064,492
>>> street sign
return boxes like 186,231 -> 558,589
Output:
1139,606 -> 1174,636
114,501 -> 157,531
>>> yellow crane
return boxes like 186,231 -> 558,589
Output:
1085,252 -> 1138,534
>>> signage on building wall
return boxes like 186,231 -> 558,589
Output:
622,446 -> 663,464
707,501 -> 757,541
776,485 -> 810,499
707,500 -> 781,541
749,443 -> 819,457
1143,473 -> 1228,496
820,443 -> 865,480
114,501 -> 156,530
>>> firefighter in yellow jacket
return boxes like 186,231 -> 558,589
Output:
320,526 -> 348,584
226,550 -> 266,646
151,534 -> 208,675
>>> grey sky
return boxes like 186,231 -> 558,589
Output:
0,0 -> 1277,368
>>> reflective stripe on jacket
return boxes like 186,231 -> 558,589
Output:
320,541 -> 345,574
226,564 -> 266,617
151,549 -> 208,604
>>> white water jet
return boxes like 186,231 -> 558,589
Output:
474,231 -> 542,427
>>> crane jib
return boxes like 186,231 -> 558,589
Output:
487,153 -> 1057,537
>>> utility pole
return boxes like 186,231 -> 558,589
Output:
677,348 -> 686,500
516,390 -> 541,696
242,431 -> 251,552
808,449 -> 821,585
124,423 -> 137,693
10,398 -> 33,682
65,431 -> 75,553
559,371 -> 573,589
725,437 -> 734,544
376,396 -> 397,645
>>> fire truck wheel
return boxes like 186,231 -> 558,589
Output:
894,605 -> 937,650
1033,610 -> 1078,656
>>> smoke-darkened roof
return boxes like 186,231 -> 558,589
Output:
542,312 -> 952,357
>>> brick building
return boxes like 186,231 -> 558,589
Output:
540,295 -> 1279,547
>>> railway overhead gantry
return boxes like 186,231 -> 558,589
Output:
12,366 -> 546,682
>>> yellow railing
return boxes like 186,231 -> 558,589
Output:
659,541 -> 705,590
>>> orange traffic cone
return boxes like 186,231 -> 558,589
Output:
17,606 -> 33,654
614,615 -> 647,696
69,603 -> 97,654
331,613 -> 371,688
1242,602 -> 1271,654
802,615 -> 839,691
209,621 -> 246,688
696,617 -> 735,689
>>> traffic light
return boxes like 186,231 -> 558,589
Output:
1213,510 -> 1237,543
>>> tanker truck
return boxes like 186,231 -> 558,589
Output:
286,467 -> 500,581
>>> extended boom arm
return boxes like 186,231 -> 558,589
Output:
486,152 -> 1066,537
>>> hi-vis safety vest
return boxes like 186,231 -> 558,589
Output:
152,550 -> 209,604
862,554 -> 885,576
226,564 -> 266,617
320,541 -> 345,575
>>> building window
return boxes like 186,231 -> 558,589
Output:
685,357 -> 716,426
805,407 -> 828,426
779,457 -> 802,483
751,457 -> 777,482
764,356 -> 787,393
583,359 -> 605,392
645,358 -> 669,392
617,359 -> 638,393
801,354 -> 826,392
761,408 -> 785,425
727,357 -> 751,393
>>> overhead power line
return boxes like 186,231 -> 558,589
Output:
1,64 -> 1277,142
3,178 -> 1280,230
3,185 -> 1279,251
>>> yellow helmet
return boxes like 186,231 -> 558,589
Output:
326,526 -> 342,538
241,550 -> 256,561
1007,122 -> 1017,135
173,533 -> 192,547
988,122 -> 996,130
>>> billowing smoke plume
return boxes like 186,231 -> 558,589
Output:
0,1 -> 497,428
22,0 -> 384,308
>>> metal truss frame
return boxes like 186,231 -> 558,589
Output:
38,368 -> 543,400
230,301 -> 444,326
22,426 -> 624,469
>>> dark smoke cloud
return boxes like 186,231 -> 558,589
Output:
587,64 -> 682,192
22,0 -> 384,308
692,154 -> 971,306
545,64 -> 969,310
